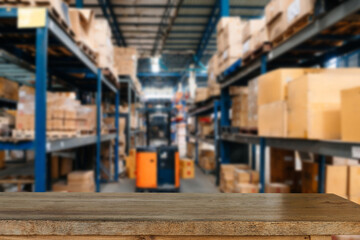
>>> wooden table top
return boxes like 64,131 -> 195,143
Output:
0,193 -> 359,236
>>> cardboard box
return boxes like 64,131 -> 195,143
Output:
349,195 -> 360,205
180,159 -> 195,179
301,161 -> 318,193
52,181 -> 69,192
266,183 -> 291,193
286,0 -> 316,28
220,164 -> 249,193
216,17 -> 241,34
93,19 -> 113,68
270,148 -> 295,187
325,165 -> 347,196
288,71 -> 360,139
0,77 -> 19,101
252,26 -> 270,51
199,150 -> 215,171
265,0 -> 286,25
258,69 -> 312,106
234,169 -> 259,184
69,8 -> 95,49
68,171 -> 94,184
195,88 -> 209,103
231,87 -> 248,129
348,165 -> 360,196
207,54 -> 219,82
233,183 -> 259,193
0,151 -> 5,169
341,87 -> 360,142
247,78 -> 258,129
60,157 -> 73,176
258,101 -> 287,137
242,19 -> 265,43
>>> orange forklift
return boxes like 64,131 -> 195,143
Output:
135,101 -> 180,192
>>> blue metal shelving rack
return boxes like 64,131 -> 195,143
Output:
217,0 -> 360,193
188,100 -> 220,182
0,7 -> 121,192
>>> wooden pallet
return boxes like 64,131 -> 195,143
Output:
102,68 -> 119,86
242,42 -> 272,66
32,0 -> 75,38
272,14 -> 313,48
77,41 -> 98,63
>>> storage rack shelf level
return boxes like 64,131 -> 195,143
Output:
217,0 -> 360,193
0,7 -> 120,192
188,100 -> 220,182
119,76 -> 141,152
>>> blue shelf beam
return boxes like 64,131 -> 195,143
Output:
96,69 -> 102,192
220,0 -> 229,17
114,91 -> 120,182
76,0 -> 83,8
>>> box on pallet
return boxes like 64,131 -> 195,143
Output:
266,0 -> 316,43
288,70 -> 360,139
199,149 -> 215,171
114,47 -> 138,81
242,19 -> 265,43
53,170 -> 95,192
93,19 -> 113,69
348,165 -> 360,197
341,87 -> 360,142
0,77 -> 18,102
69,8 -> 95,49
247,78 -> 258,129
252,26 -> 270,51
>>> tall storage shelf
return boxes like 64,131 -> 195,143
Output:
0,7 -> 121,192
188,100 -> 220,183
217,0 -> 360,193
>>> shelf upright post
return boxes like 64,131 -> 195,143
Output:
96,69 -> 102,192
219,0 -> 229,17
127,83 -> 131,151
220,88 -> 231,164
214,100 -> 220,185
318,155 -> 326,193
114,90 -> 120,181
76,0 -> 83,8
34,14 -> 49,192
259,54 -> 267,193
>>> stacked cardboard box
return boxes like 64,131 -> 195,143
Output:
348,165 -> 360,204
16,87 -> 98,134
114,47 -> 138,83
341,86 -> 360,142
207,54 -> 220,97
287,69 -> 360,139
195,88 -> 209,103
301,161 -> 319,193
242,19 -> 265,59
93,19 -> 114,71
69,8 -> 95,50
247,78 -> 258,129
216,17 -> 243,74
219,164 -> 249,193
265,0 -> 316,44
233,169 -> 260,193
126,149 -> 136,179
180,159 -> 195,179
199,149 -> 215,171
53,170 -> 94,192
230,87 -> 248,129
0,77 -> 18,101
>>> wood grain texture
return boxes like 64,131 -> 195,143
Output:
0,237 -> 325,240
0,193 -> 359,236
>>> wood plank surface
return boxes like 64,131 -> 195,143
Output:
0,236 -> 331,240
0,193 -> 359,236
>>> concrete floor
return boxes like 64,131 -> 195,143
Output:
101,166 -> 220,193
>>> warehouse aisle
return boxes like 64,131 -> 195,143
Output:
101,166 -> 220,193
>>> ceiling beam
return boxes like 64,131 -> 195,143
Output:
95,13 -> 263,19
